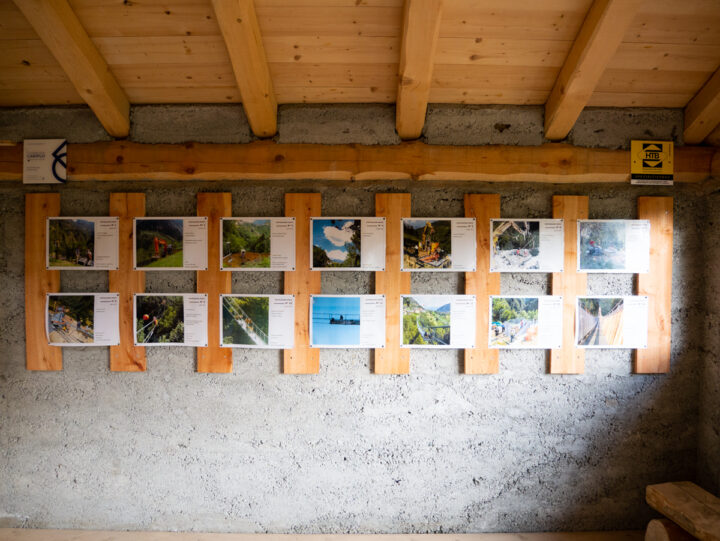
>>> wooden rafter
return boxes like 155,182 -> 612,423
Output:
544,0 -> 643,141
211,0 -> 277,138
684,68 -> 720,144
0,141 -> 715,184
396,0 -> 443,140
12,0 -> 130,137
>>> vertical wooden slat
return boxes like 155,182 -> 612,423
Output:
109,193 -> 146,372
464,194 -> 501,374
636,197 -> 673,374
25,193 -> 62,371
197,193 -> 232,373
375,193 -> 411,374
550,195 -> 588,374
284,193 -> 321,374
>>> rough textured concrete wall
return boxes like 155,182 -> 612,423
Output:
698,187 -> 720,495
0,105 -> 707,533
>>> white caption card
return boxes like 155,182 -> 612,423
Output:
47,217 -> 119,270
133,217 -> 208,271
577,220 -> 650,273
576,296 -> 648,349
310,217 -> 386,271
221,294 -> 294,348
489,295 -> 563,349
46,293 -> 119,346
310,295 -> 385,348
134,294 -> 208,347
490,219 -> 564,272
220,218 -> 296,271
401,295 -> 476,348
401,218 -> 476,271
23,139 -> 66,184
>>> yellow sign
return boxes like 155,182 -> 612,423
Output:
631,140 -> 673,185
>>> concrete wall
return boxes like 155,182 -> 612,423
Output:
0,105 -> 710,533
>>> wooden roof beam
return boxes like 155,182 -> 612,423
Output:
684,68 -> 720,144
396,0 -> 443,140
544,0 -> 643,141
12,0 -> 130,138
211,0 -> 277,138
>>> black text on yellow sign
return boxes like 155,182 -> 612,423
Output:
631,140 -> 673,185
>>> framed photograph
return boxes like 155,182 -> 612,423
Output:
310,295 -> 385,348
401,295 -> 475,348
401,218 -> 476,271
134,217 -> 208,271
577,220 -> 650,273
221,294 -> 294,348
220,217 -> 295,271
46,293 -> 119,346
489,219 -> 563,272
47,217 -> 119,270
134,294 -> 208,346
576,296 -> 648,349
489,296 -> 562,349
310,217 -> 385,271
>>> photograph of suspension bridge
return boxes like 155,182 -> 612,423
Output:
491,220 -> 540,271
222,296 -> 270,346
135,219 -> 184,268
311,296 -> 361,346
48,218 -> 95,268
402,219 -> 452,269
222,219 -> 271,269
402,295 -> 451,346
47,294 -> 94,344
135,295 -> 184,344
576,297 -> 624,347
578,220 -> 626,271
489,296 -> 539,347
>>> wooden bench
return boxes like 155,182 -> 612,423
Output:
646,482 -> 720,541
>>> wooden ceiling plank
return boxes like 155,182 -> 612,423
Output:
11,0 -> 130,137
211,0 -> 277,137
396,0 -> 443,140
684,68 -> 720,144
544,0 -> 643,141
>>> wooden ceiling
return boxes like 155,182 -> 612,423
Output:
1,0 -> 720,142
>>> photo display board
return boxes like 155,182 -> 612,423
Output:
133,217 -> 208,270
577,220 -> 650,273
490,219 -> 564,272
220,217 -> 295,271
310,295 -> 386,348
47,217 -> 119,270
220,294 -> 294,348
310,217 -> 386,271
134,294 -> 208,346
46,293 -> 119,346
401,295 -> 476,348
489,295 -> 563,349
576,296 -> 648,349
401,218 -> 476,271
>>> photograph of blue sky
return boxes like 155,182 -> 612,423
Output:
312,219 -> 360,266
311,296 -> 361,346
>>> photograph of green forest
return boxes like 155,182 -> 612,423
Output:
48,219 -> 95,267
222,296 -> 270,346
222,219 -> 271,268
135,295 -> 184,344
402,296 -> 451,346
135,219 -> 184,268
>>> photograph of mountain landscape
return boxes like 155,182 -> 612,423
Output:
48,218 -> 95,268
579,221 -> 626,270
489,297 -> 539,347
135,219 -> 184,268
402,219 -> 452,269
312,219 -> 361,268
402,295 -> 452,346
222,219 -> 271,269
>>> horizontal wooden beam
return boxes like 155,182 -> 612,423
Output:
0,141 -> 715,184
684,68 -> 720,144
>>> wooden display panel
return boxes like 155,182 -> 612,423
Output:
550,195 -> 588,374
374,193 -> 411,374
25,193 -> 62,371
109,193 -> 147,372
197,192 -> 232,373
283,193 -> 321,374
636,196 -> 673,374
464,194 -> 501,374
